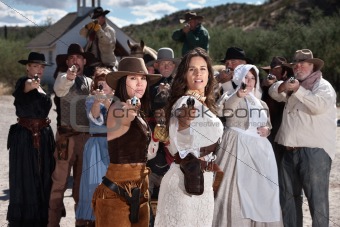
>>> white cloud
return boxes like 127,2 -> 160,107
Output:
107,16 -> 131,28
107,0 -> 148,7
186,3 -> 204,9
130,2 -> 178,21
0,6 -> 68,27
166,0 -> 206,4
11,0 -> 71,9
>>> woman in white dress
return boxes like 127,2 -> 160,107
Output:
154,48 -> 223,227
213,64 -> 283,226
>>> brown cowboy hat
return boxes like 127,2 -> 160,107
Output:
260,56 -> 287,71
57,43 -> 96,66
179,11 -> 204,24
91,7 -> 110,19
106,57 -> 162,90
18,52 -> 51,66
284,49 -> 324,71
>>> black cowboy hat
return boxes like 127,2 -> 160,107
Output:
220,47 -> 253,64
57,43 -> 97,66
18,52 -> 51,66
179,11 -> 204,24
91,7 -> 110,19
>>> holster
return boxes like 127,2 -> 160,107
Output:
175,150 -> 224,197
126,187 -> 141,223
101,176 -> 142,223
17,118 -> 51,149
177,153 -> 204,195
56,126 -> 80,160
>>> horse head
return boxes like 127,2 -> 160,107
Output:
127,39 -> 145,58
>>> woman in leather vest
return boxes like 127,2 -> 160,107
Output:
154,48 -> 223,227
92,57 -> 161,226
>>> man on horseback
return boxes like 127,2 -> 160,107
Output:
80,7 -> 118,69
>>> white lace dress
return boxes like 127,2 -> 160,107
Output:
154,96 -> 223,227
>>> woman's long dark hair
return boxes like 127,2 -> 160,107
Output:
165,47 -> 217,129
114,75 -> 151,116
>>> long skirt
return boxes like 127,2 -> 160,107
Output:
155,163 -> 214,227
92,163 -> 150,227
213,129 -> 283,227
7,124 -> 55,227
76,136 -> 109,221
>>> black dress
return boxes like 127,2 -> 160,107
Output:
7,77 -> 55,227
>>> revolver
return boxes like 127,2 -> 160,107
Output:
33,74 -> 39,82
131,95 -> 138,106
241,82 -> 247,90
70,65 -> 77,73
288,76 -> 295,83
267,74 -> 276,80
186,97 -> 195,108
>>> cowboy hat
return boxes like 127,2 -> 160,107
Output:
57,43 -> 96,66
179,11 -> 204,24
220,47 -> 253,64
91,7 -> 110,19
155,48 -> 180,64
18,52 -> 51,66
260,56 -> 287,71
106,57 -> 161,90
284,49 -> 324,71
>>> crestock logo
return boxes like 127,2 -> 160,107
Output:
69,95 -> 123,133
221,107 -> 269,119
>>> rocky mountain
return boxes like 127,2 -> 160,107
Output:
122,0 -> 339,34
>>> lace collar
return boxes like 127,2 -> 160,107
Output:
185,90 -> 206,103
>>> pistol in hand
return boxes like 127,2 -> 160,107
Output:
32,74 -> 39,84
186,97 -> 195,109
131,95 -> 139,106
70,65 -> 77,73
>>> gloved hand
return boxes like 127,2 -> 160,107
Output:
93,24 -> 102,32
85,21 -> 95,30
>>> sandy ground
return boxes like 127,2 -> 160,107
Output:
0,94 -> 339,227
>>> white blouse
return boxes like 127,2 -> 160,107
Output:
168,95 -> 223,159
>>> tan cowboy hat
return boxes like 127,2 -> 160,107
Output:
284,49 -> 324,71
106,57 -> 162,90
179,11 -> 204,24
18,52 -> 51,66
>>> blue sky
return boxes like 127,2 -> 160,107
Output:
0,0 -> 264,28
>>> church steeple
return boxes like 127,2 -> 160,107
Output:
77,0 -> 101,17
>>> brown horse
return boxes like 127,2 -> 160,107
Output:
127,39 -> 157,62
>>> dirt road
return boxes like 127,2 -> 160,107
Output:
0,95 -> 339,226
